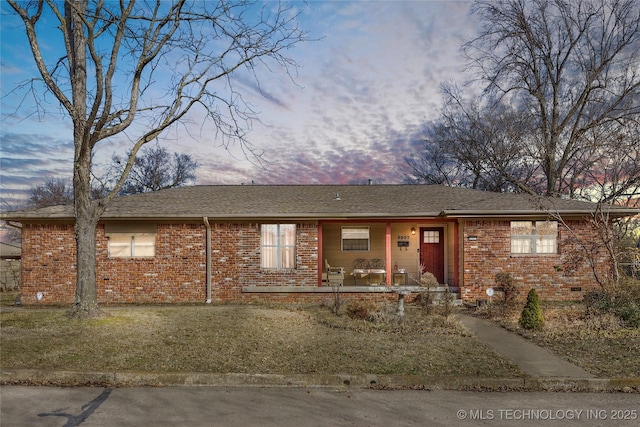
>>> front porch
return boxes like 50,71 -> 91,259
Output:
241,219 -> 462,304
318,220 -> 460,289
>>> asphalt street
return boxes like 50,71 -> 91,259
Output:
1,386 -> 639,426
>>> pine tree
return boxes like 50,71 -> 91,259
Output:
519,288 -> 544,330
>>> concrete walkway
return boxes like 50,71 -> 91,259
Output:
455,313 -> 594,378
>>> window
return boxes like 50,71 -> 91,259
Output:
261,224 -> 296,269
423,230 -> 440,243
105,222 -> 156,258
108,233 -> 156,257
341,226 -> 370,251
511,221 -> 557,254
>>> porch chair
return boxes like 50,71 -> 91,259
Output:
367,258 -> 386,285
352,258 -> 369,285
325,259 -> 344,287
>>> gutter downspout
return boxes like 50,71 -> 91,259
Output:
203,217 -> 212,304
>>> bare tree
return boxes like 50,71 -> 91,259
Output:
28,145 -> 197,204
111,144 -> 197,195
404,135 -> 465,187
406,88 -> 539,192
8,0 -> 308,317
28,177 -> 73,208
571,122 -> 640,204
464,0 -> 640,198
407,0 -> 640,293
538,196 -> 637,291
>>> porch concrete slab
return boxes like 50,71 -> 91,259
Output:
455,313 -> 595,378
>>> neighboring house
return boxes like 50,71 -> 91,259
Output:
1,184 -> 637,306
0,241 -> 21,291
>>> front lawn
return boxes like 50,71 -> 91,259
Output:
1,304 -> 521,378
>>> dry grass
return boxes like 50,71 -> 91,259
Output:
481,302 -> 640,378
1,303 -> 522,377
0,291 -> 19,306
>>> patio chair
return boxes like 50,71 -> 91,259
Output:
352,259 -> 369,285
368,258 -> 384,269
325,259 -> 344,287
367,258 -> 386,285
353,258 -> 368,269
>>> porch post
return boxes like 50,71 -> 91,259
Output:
318,222 -> 324,286
454,220 -> 460,288
386,222 -> 392,286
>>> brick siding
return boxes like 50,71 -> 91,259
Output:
18,218 -> 610,305
460,219 -> 610,303
210,222 -> 319,302
19,221 -> 323,305
21,223 -> 77,304
97,223 -> 207,304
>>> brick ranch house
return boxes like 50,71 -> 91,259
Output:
1,184 -> 637,306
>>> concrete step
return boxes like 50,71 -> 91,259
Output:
421,287 -> 463,306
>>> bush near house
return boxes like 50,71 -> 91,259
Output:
519,288 -> 544,330
584,277 -> 640,328
346,300 -> 376,321
419,271 -> 439,288
413,291 -> 433,314
495,272 -> 517,312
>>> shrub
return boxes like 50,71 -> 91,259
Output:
413,290 -> 433,315
584,289 -> 613,315
495,272 -> 517,310
584,278 -> 640,328
346,300 -> 378,321
616,277 -> 640,328
439,287 -> 454,319
519,288 -> 544,330
613,302 -> 640,328
419,271 -> 439,288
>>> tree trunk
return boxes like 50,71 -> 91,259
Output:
72,205 -> 100,316
68,0 -> 102,317
71,134 -> 103,317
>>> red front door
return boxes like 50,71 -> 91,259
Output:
420,227 -> 445,284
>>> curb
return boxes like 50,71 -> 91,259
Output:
2,369 -> 639,392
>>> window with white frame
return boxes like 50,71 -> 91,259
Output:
341,226 -> 370,251
108,233 -> 156,258
261,224 -> 296,269
511,221 -> 558,254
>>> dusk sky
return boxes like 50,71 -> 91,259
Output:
0,1 -> 477,208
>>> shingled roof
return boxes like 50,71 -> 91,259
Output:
1,184 -> 637,221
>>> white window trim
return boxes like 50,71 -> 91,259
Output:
260,224 -> 297,270
511,221 -> 558,255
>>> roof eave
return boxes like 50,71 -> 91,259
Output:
98,212 -> 445,221
442,208 -> 639,218
3,208 -> 637,222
